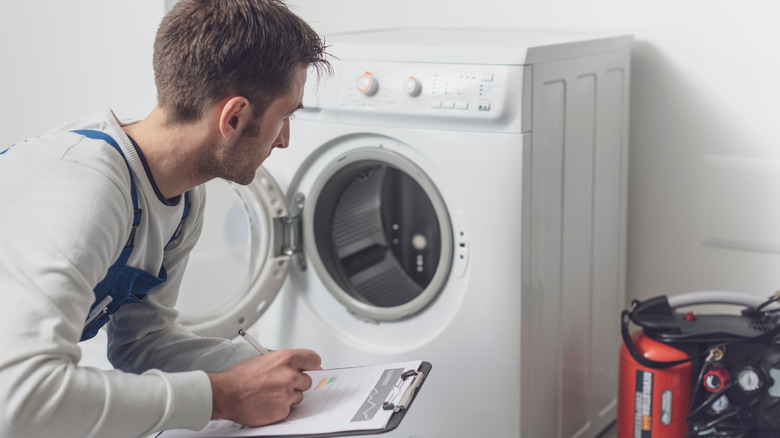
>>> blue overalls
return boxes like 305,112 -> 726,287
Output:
70,130 -> 190,341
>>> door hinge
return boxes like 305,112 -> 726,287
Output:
282,192 -> 307,271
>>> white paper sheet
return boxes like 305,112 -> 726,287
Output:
158,360 -> 423,438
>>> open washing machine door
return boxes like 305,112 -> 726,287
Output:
176,166 -> 292,338
177,138 -> 457,339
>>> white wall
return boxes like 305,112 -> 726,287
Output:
2,0 -> 780,313
0,1 -> 164,145
286,0 -> 780,302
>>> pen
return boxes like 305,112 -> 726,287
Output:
238,329 -> 270,355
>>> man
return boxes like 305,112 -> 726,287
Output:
0,0 -> 330,436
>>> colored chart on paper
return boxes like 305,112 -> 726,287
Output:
314,376 -> 337,390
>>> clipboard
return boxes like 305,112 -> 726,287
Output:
157,361 -> 431,438
272,361 -> 431,438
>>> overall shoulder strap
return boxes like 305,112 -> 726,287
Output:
72,129 -> 149,342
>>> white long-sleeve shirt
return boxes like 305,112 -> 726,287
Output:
0,109 -> 256,437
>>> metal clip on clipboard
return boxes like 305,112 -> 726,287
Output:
382,369 -> 425,413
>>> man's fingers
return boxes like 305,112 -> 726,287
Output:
292,348 -> 322,371
294,370 -> 313,392
291,389 -> 305,406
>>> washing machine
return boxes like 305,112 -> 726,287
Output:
176,29 -> 632,437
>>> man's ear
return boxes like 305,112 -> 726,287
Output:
218,96 -> 251,138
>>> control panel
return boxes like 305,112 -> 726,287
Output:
330,60 -> 523,122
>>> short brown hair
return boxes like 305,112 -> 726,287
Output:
153,0 -> 329,123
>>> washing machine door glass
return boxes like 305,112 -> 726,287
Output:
303,147 -> 453,322
176,167 -> 291,338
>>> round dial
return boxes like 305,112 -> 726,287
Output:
737,367 -> 762,393
402,76 -> 422,97
356,72 -> 378,96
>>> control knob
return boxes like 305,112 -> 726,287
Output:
703,366 -> 730,392
356,72 -> 378,96
403,76 -> 421,97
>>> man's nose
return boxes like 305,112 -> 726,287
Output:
274,119 -> 291,149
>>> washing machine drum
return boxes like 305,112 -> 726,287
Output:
176,148 -> 453,338
310,160 -> 450,318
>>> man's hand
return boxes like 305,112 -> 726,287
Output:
207,348 -> 321,426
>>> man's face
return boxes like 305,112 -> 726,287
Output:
207,66 -> 307,185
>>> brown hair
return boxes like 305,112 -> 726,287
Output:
153,0 -> 330,124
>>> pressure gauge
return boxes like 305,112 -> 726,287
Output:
737,366 -> 762,393
710,394 -> 730,414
